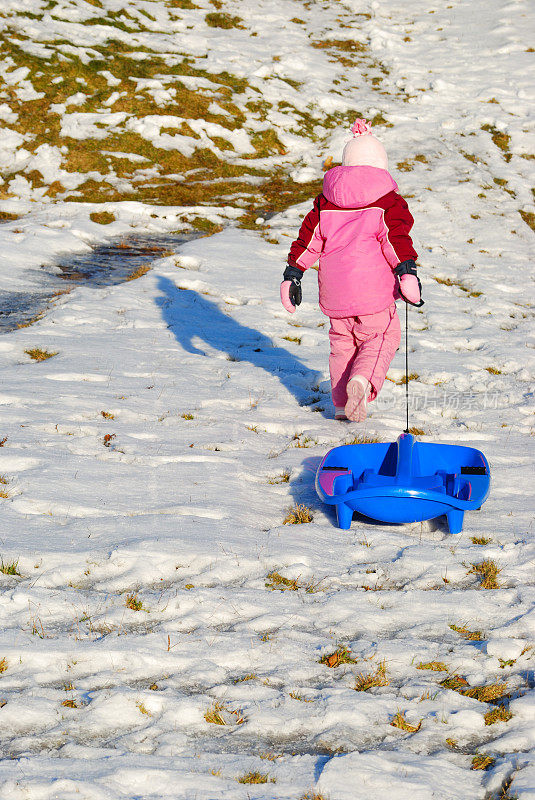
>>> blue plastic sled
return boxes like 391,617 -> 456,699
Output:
315,432 -> 490,534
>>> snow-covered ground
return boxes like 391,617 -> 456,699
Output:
0,0 -> 534,798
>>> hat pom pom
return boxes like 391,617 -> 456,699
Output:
351,118 -> 371,137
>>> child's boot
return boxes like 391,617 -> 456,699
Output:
345,375 -> 370,422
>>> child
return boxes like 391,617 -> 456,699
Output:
281,118 -> 422,422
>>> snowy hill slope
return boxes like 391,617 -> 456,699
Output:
0,0 -> 534,798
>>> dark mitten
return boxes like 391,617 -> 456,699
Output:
281,264 -> 303,310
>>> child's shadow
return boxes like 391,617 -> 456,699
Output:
156,276 -> 321,404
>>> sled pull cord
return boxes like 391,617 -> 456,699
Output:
404,301 -> 409,434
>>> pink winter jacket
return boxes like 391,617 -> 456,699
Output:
287,165 -> 418,318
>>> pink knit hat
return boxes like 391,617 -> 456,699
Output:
342,118 -> 388,170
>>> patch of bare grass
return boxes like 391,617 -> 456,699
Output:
0,558 -> 20,576
346,434 -> 381,444
292,434 -> 317,449
519,210 -> 535,231
417,661 -> 448,672
125,264 -> 151,281
461,151 -> 480,164
267,470 -> 290,485
468,560 -> 501,589
464,683 -> 509,703
25,348 -> 58,362
481,124 -> 511,160
265,572 -> 299,591
440,674 -> 470,692
237,772 -> 273,784
432,275 -> 482,297
484,704 -> 513,725
354,660 -> 389,691
205,12 -> 243,28
311,38 -> 366,67
320,646 -> 358,668
397,154 -> 429,172
390,711 -> 421,733
300,794 -> 328,800
370,112 -> 393,127
189,217 -> 224,235
395,372 -> 419,385
125,593 -> 143,611
17,312 -> 45,330
441,675 -> 509,705
289,691 -> 314,702
449,623 -> 484,641
471,754 -> 496,770
233,673 -> 256,683
90,211 -> 115,224
283,504 -> 313,524
204,701 -> 245,726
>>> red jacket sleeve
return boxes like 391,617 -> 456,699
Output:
287,194 -> 325,271
375,191 -> 418,268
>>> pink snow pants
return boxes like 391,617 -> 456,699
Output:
329,303 -> 401,407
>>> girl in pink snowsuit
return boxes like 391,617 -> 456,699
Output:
281,119 -> 422,422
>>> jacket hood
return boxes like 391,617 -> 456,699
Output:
322,165 -> 398,208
